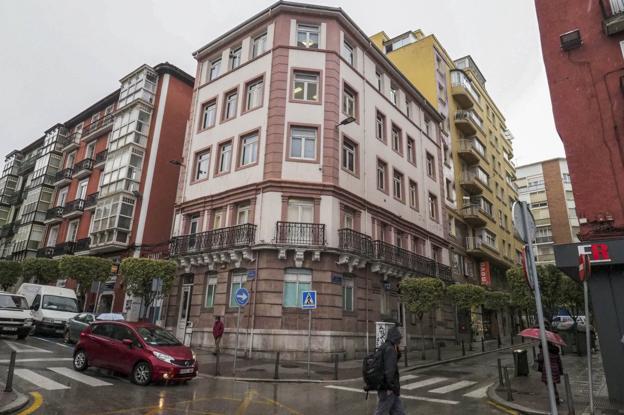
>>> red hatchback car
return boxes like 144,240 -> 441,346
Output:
73,321 -> 198,385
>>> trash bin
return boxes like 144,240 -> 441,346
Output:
513,349 -> 529,376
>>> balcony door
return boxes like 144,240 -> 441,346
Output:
188,215 -> 200,251
65,152 -> 76,169
287,199 -> 315,244
47,226 -> 59,248
76,179 -> 88,201
66,220 -> 79,243
57,188 -> 69,207
85,142 -> 96,160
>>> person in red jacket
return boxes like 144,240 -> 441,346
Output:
212,316 -> 224,355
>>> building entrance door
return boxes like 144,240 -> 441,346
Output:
176,284 -> 192,340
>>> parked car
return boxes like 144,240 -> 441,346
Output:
73,321 -> 198,385
17,283 -> 79,335
0,292 -> 33,339
552,315 -> 589,331
64,313 -> 125,344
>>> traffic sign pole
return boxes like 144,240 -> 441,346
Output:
307,308 -> 312,378
234,305 -> 240,375
580,253 -> 594,414
519,201 -> 558,415
232,287 -> 250,376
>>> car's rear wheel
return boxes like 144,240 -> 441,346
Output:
131,361 -> 151,386
73,350 -> 88,372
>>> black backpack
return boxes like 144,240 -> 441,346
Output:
362,346 -> 385,398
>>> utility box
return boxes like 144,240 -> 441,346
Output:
513,349 -> 529,376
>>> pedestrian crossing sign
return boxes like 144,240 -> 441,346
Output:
301,290 -> 317,309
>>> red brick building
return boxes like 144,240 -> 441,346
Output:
535,0 -> 624,240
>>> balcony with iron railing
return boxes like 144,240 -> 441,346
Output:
54,168 -> 73,186
450,70 -> 481,108
94,150 -> 107,168
455,109 -> 483,135
460,169 -> 489,194
84,193 -> 98,210
338,228 -> 373,257
465,237 -> 499,259
460,204 -> 491,227
72,158 -> 94,180
62,199 -> 85,219
458,138 -> 486,164
44,206 -> 64,223
81,115 -> 114,142
74,237 -> 90,253
63,132 -> 81,152
275,222 -> 326,246
53,242 -> 76,257
170,224 -> 257,256
36,246 -> 54,258
600,0 -> 624,35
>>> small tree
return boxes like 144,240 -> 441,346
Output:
559,276 -> 584,323
400,277 -> 446,358
22,258 -> 60,284
58,256 -> 111,309
506,267 -> 535,330
120,258 -> 177,320
0,260 -> 22,290
447,283 -> 485,345
536,264 -> 564,323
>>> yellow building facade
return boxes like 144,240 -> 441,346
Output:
371,30 -> 522,338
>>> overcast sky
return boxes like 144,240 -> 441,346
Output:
0,0 -> 564,167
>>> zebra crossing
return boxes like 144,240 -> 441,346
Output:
13,366 -> 115,391
325,373 -> 492,406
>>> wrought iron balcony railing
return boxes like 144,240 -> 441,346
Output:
84,193 -> 98,209
54,168 -> 73,184
45,206 -> 64,221
53,242 -> 76,256
73,158 -> 94,174
37,247 -> 54,258
338,228 -> 373,256
63,199 -> 85,215
275,222 -> 326,246
371,240 -> 452,282
74,238 -> 90,253
170,223 -> 257,256
82,114 -> 114,137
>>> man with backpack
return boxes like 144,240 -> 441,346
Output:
363,325 -> 405,415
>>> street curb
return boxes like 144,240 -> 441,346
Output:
403,342 -> 537,373
0,390 -> 29,415
487,384 -> 550,415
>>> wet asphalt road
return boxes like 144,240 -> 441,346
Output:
0,334 -> 512,414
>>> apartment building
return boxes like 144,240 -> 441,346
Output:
369,30 -> 522,340
515,158 -> 579,264
0,62 -> 193,315
167,1 -> 452,359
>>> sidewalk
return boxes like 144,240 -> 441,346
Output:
488,349 -> 621,414
195,335 -> 530,382
0,383 -> 29,415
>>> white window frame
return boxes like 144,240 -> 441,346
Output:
428,193 -> 438,221
407,137 -> 415,164
229,272 -> 246,308
236,205 -> 251,225
245,78 -> 264,111
342,139 -> 356,173
283,269 -> 312,308
409,181 -> 418,209
201,101 -> 217,130
377,160 -> 386,191
240,133 -> 258,166
252,32 -> 267,58
229,46 -> 242,70
342,86 -> 356,117
217,142 -> 232,174
296,24 -> 319,48
209,58 -> 221,81
342,40 -> 354,65
289,127 -> 317,160
375,112 -> 385,141
205,275 -> 217,308
343,278 -> 354,312
194,151 -> 210,181
393,170 -> 403,200
293,71 -> 319,102
66,220 -> 79,243
224,91 -> 238,120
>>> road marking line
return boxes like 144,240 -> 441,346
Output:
487,399 -> 519,415
429,380 -> 477,394
14,368 -> 69,390
32,336 -> 73,349
0,358 -> 73,363
463,383 -> 493,398
4,340 -> 52,354
403,377 -> 448,390
48,367 -> 112,387
324,385 -> 458,405
235,390 -> 258,415
16,391 -> 43,415
400,374 -> 419,381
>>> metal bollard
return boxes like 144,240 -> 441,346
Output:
497,358 -> 504,386
334,354 -> 339,381
215,352 -> 221,376
273,352 -> 280,380
5,351 -> 16,392
404,346 -> 408,368
504,367 -> 513,401
481,338 -> 485,353
563,373 -> 576,415
437,343 -> 441,361
461,340 -> 466,356
497,334 -> 502,348
510,333 -> 514,345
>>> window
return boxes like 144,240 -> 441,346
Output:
406,99 -> 412,119
565,191 -> 574,201
216,141 -> 232,174
344,211 -> 354,229
445,179 -> 454,202
283,269 -> 312,307
483,230 -> 496,248
297,24 -> 319,48
200,100 -> 216,130
375,111 -> 386,142
208,58 -> 221,81
342,84 -> 357,118
85,142 -> 96,159
342,40 -> 354,65
390,84 -> 398,105
223,90 -> 238,120
289,127 -> 317,160
342,137 -> 357,174
76,179 -> 88,200
428,193 -> 439,221
194,150 -> 210,181
188,214 -> 200,249
57,187 -> 68,207
245,78 -> 264,111
91,112 -> 100,124
562,173 -> 571,183
377,159 -> 387,191
239,132 -> 258,167
375,71 -> 384,92
343,278 -> 354,312
229,46 -> 242,70
426,153 -> 436,179
236,204 -> 250,225
229,272 -> 246,308
252,32 -> 267,58
409,180 -> 418,209
293,71 -> 319,102
65,152 -> 76,169
46,226 -> 59,247
391,125 -> 402,153
287,199 -> 314,222
406,136 -> 416,164
393,170 -> 404,201
425,118 -> 431,136
67,220 -> 79,242
213,209 -> 225,229
205,275 -> 217,308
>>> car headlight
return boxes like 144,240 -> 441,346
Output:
24,319 -> 33,326
192,351 -> 196,361
153,351 -> 175,364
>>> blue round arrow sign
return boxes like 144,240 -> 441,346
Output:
235,287 -> 250,307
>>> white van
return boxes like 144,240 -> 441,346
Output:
0,292 -> 33,339
17,284 -> 79,335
